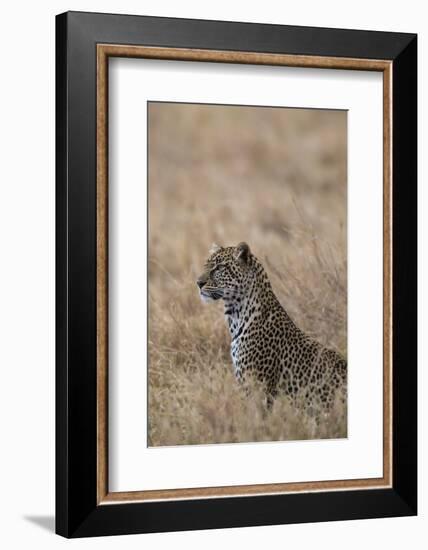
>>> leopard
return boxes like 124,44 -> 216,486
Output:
197,242 -> 347,413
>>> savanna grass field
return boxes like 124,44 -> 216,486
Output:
148,103 -> 347,446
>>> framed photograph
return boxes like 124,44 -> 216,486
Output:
56,11 -> 417,538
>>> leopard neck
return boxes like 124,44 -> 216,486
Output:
223,258 -> 283,341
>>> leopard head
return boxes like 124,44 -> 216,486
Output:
196,242 -> 254,303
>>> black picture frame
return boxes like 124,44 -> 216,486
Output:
56,11 -> 417,538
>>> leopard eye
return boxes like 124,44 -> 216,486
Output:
212,264 -> 225,274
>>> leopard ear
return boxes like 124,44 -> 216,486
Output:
209,243 -> 222,255
235,242 -> 251,264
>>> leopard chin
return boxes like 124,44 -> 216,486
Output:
200,291 -> 222,303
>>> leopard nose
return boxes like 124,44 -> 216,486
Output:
197,279 -> 205,289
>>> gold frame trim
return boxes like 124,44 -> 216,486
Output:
96,44 -> 393,505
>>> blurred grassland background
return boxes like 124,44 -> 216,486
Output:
148,102 -> 347,446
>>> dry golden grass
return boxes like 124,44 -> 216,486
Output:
147,103 -> 347,446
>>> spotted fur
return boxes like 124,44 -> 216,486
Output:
197,242 -> 347,411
